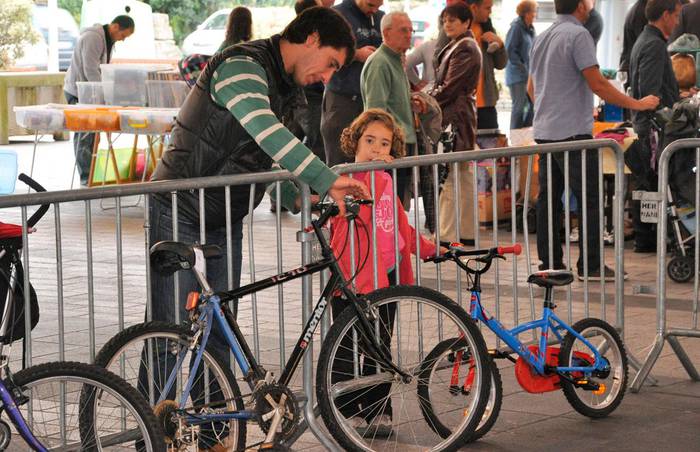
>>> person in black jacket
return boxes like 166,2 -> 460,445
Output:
669,0 -> 700,42
619,0 -> 648,75
321,0 -> 384,166
629,0 -> 682,252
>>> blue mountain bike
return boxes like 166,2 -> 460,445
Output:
420,244 -> 628,441
93,199 -> 493,451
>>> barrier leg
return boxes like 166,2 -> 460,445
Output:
667,335 -> 700,381
630,333 -> 666,392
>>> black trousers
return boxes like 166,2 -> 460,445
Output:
321,90 -> 362,167
330,271 -> 397,421
536,136 -> 601,272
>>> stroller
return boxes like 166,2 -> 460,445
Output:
654,98 -> 699,282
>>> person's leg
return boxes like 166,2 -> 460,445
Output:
321,91 -> 362,167
144,197 -> 242,447
508,83 -> 527,130
329,296 -> 364,418
64,91 -> 93,185
564,145 -> 601,273
360,271 -> 397,422
536,148 -> 565,269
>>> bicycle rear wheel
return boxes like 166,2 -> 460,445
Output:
316,285 -> 491,451
8,361 -> 165,451
95,321 -> 246,450
559,318 -> 628,418
416,337 -> 502,442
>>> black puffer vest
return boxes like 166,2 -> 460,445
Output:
152,35 -> 301,229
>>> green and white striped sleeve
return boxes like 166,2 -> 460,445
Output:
210,55 -> 338,195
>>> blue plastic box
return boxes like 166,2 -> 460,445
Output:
0,150 -> 18,194
603,103 -> 623,122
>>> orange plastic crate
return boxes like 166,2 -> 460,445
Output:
64,107 -> 122,132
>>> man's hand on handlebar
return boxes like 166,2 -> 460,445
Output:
327,176 -> 371,217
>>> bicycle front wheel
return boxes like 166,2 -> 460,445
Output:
559,318 -> 628,418
8,361 -> 166,451
416,337 -> 502,442
95,321 -> 246,450
316,285 -> 491,451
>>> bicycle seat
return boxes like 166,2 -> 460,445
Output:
150,241 -> 222,276
527,270 -> 574,288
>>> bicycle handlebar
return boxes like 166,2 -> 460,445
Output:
313,197 -> 373,228
425,243 -> 521,274
497,244 -> 522,256
18,173 -> 49,228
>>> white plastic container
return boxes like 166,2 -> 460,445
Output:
76,81 -> 105,105
118,108 -> 178,134
100,63 -> 172,106
146,80 -> 189,108
13,105 -> 65,132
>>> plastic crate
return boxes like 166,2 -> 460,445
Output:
146,81 -> 188,108
76,81 -> 105,105
118,108 -> 178,134
64,107 -> 121,132
13,105 -> 65,132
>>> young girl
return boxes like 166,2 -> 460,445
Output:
329,108 -> 445,436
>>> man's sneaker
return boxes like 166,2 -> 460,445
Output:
578,265 -> 628,281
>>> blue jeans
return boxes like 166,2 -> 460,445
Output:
64,91 -> 95,185
142,196 -> 243,447
508,83 -> 533,130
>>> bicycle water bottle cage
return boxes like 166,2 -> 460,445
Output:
527,270 -> 574,288
150,241 -> 223,276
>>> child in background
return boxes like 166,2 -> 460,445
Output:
329,108 -> 445,436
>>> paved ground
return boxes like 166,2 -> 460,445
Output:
1,135 -> 699,450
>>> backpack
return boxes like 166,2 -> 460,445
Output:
0,240 -> 40,344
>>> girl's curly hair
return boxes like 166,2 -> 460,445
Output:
340,108 -> 406,158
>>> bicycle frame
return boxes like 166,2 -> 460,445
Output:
155,207 -> 408,422
0,249 -> 48,451
469,292 -> 606,375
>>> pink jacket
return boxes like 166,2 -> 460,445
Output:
330,171 -> 437,294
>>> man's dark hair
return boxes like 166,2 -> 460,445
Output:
465,0 -> 485,5
441,3 -> 473,24
645,0 -> 681,22
554,0 -> 582,15
111,15 -> 135,31
295,0 -> 320,15
281,7 -> 355,65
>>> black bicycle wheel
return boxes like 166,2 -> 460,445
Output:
316,285 -> 491,451
416,337 -> 502,442
94,321 -> 246,450
559,318 -> 628,418
9,361 -> 166,451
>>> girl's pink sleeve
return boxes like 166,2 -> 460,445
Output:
397,199 -> 438,259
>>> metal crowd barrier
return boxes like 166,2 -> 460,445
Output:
0,137 -> 629,449
631,138 -> 700,392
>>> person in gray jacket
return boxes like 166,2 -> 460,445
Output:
63,16 -> 134,186
505,1 -> 537,130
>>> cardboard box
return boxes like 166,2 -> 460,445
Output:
478,191 -> 513,223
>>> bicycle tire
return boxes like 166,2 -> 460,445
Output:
416,337 -> 502,442
559,318 -> 628,418
94,321 -> 247,450
10,361 -> 166,451
316,285 -> 491,451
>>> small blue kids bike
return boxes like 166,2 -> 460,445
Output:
421,243 -> 628,441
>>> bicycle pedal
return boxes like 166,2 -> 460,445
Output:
573,379 -> 601,392
258,442 -> 290,451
